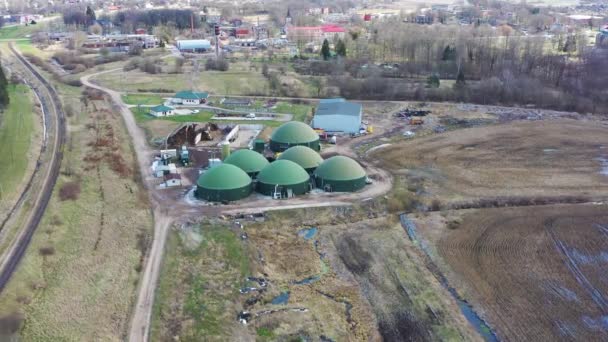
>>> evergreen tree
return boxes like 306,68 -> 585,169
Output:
0,63 -> 9,108
85,6 -> 96,26
455,69 -> 466,86
427,74 -> 440,88
321,39 -> 331,60
335,39 -> 346,57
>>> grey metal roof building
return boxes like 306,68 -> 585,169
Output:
311,98 -> 363,133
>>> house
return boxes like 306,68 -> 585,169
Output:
150,105 -> 174,117
312,98 -> 363,134
163,173 -> 182,187
287,24 -> 346,42
172,91 -> 209,105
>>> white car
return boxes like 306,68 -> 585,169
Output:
246,113 -> 256,119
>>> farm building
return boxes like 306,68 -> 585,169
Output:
176,39 -> 212,53
195,164 -> 252,202
163,173 -> 182,187
314,156 -> 367,192
277,146 -> 323,173
256,160 -> 311,198
171,90 -> 209,105
311,98 -> 362,134
150,105 -> 174,117
269,121 -> 320,152
223,149 -> 269,177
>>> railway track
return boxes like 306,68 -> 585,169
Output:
0,43 -> 66,292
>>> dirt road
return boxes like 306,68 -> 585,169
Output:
82,70 -> 170,342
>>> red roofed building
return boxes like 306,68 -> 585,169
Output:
235,28 -> 251,38
287,24 -> 346,42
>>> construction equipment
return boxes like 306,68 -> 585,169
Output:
409,117 -> 424,125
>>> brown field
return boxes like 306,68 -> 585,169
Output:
415,204 -> 608,341
152,207 -> 481,341
378,119 -> 608,203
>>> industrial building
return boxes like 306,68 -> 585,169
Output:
223,149 -> 269,177
269,121 -> 320,152
277,146 -> 323,173
171,90 -> 209,105
314,156 -> 367,192
311,98 -> 363,134
176,39 -> 212,53
195,164 -> 252,202
256,160 -> 311,198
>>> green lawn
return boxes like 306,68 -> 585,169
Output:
0,84 -> 35,200
122,94 -> 165,105
0,24 -> 43,40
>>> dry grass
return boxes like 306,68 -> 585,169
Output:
0,84 -> 153,341
378,119 -> 608,203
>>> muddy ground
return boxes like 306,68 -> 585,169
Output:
413,204 -> 608,341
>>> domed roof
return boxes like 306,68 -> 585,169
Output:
277,146 -> 323,170
314,156 -> 366,181
224,149 -> 269,174
197,164 -> 252,189
257,160 -> 310,185
270,121 -> 319,144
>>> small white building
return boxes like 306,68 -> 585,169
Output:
163,173 -> 182,187
152,161 -> 177,178
150,105 -> 174,117
311,98 -> 363,134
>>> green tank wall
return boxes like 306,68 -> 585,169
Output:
314,176 -> 367,192
195,184 -> 252,202
269,139 -> 320,153
256,180 -> 311,197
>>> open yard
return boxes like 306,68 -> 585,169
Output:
0,83 -> 153,340
377,119 -> 608,205
94,62 -> 270,95
152,207 -> 481,341
413,204 -> 608,341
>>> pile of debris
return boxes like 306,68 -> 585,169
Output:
167,123 -> 220,147
395,108 -> 431,118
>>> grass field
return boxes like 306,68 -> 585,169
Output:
0,81 -> 153,340
414,204 -> 608,341
122,94 -> 165,106
95,63 -> 270,95
0,84 -> 37,212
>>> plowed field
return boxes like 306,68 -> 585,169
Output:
432,204 -> 608,341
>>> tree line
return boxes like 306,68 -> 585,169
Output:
295,20 -> 608,114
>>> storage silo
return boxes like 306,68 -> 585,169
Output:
277,145 -> 323,173
269,121 -> 320,152
195,164 -> 252,202
223,149 -> 269,177
314,156 -> 367,192
256,160 -> 311,198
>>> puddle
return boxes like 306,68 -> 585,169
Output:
271,292 -> 290,305
595,157 -> 608,175
400,214 -> 499,342
298,227 -> 318,240
293,275 -> 320,285
582,315 -> 608,331
543,148 -> 558,153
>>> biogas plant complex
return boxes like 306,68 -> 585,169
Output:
195,121 -> 369,202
